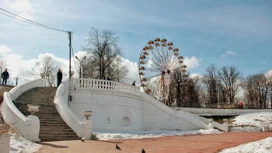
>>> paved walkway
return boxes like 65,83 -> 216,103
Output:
37,132 -> 272,153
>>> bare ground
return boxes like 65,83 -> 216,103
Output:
37,132 -> 272,153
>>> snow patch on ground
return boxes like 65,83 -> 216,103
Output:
6,112 -> 272,153
220,137 -> 272,153
9,133 -> 41,153
95,129 -> 220,140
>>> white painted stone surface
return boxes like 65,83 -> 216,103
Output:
70,89 -> 143,132
0,79 -> 45,142
2,78 -> 227,142
68,79 -> 209,132
54,79 -> 92,139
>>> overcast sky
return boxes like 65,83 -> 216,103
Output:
0,0 -> 271,85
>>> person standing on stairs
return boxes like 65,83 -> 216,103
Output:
57,69 -> 63,87
1,69 -> 9,85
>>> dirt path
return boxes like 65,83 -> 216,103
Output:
37,132 -> 272,153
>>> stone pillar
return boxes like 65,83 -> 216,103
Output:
25,104 -> 41,142
208,119 -> 214,129
81,111 -> 92,139
25,115 -> 41,142
223,119 -> 229,132
82,119 -> 92,140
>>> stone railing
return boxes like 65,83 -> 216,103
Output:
71,78 -> 140,95
54,78 -> 92,139
0,78 -> 46,142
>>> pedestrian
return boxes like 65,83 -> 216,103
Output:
57,69 -> 63,87
132,81 -> 136,86
239,101 -> 243,109
106,76 -> 112,89
1,69 -> 9,85
106,76 -> 112,81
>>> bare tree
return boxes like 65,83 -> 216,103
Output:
84,27 -> 122,80
83,58 -> 98,79
40,56 -> 56,87
244,73 -> 270,108
217,66 -> 242,104
202,64 -> 218,107
172,69 -> 188,107
108,57 -> 128,82
186,76 -> 201,108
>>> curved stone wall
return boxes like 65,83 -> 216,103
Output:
70,89 -> 143,132
1,79 -> 45,142
69,78 -> 209,132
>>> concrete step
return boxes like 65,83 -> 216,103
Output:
14,87 -> 79,141
40,136 -> 79,141
40,130 -> 76,136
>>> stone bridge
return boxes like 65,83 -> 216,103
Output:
174,107 -> 272,117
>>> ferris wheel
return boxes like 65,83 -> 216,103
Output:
138,38 -> 187,104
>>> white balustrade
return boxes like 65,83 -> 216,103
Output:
71,78 -> 140,95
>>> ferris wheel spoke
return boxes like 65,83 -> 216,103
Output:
139,38 -> 185,103
149,49 -> 164,68
145,68 -> 161,73
165,56 -> 178,70
166,47 -> 170,64
161,46 -> 168,64
145,73 -> 161,80
147,54 -> 164,70
155,46 -> 165,65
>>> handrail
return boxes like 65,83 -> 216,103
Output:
0,78 -> 46,142
9,79 -> 46,100
54,78 -> 87,138
71,78 -> 140,95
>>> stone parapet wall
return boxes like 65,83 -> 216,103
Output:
174,107 -> 272,116
68,78 -> 209,132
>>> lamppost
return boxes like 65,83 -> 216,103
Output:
75,56 -> 86,78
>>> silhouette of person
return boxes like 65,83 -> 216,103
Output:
1,69 -> 9,85
106,76 -> 112,81
106,76 -> 112,89
57,69 -> 63,87
132,81 -> 136,86
239,101 -> 243,109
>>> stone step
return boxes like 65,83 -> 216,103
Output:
40,130 -> 76,135
19,112 -> 62,118
40,136 -> 79,141
40,126 -> 73,130
14,87 -> 79,141
40,127 -> 75,131
39,134 -> 79,137
40,123 -> 70,127
39,118 -> 64,121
